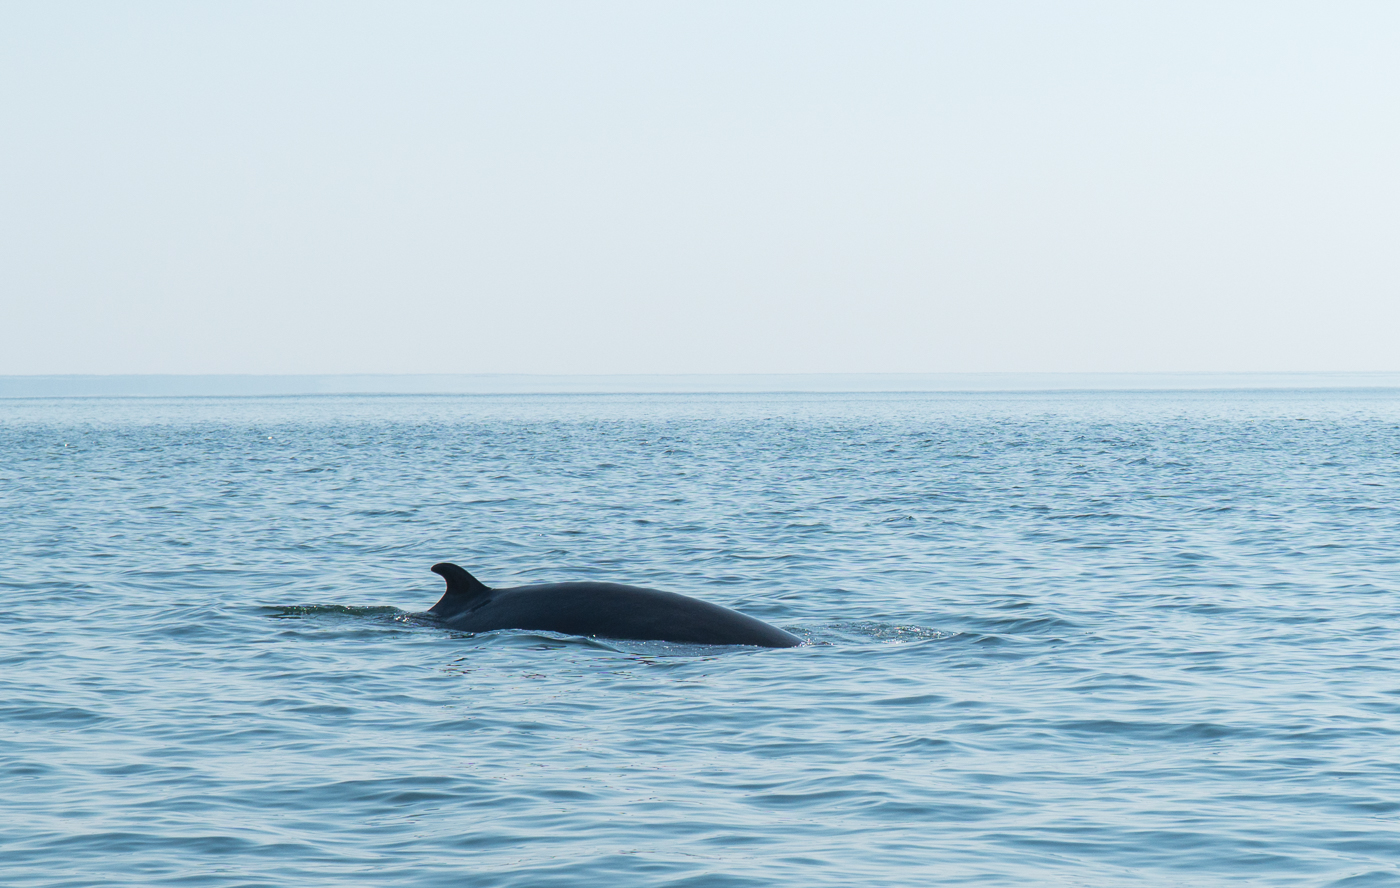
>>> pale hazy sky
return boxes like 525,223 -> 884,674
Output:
3,2 -> 1397,376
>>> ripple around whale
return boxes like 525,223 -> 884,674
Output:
267,605 -> 952,653
5,390 -> 1400,887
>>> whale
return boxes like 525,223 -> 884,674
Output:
425,563 -> 802,648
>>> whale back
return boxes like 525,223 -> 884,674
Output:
428,563 -> 492,618
475,581 -> 802,647
425,563 -> 802,647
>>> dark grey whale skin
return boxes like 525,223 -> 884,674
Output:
426,563 -> 802,648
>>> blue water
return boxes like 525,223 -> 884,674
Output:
3,391 -> 1399,887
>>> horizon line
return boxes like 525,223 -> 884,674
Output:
4,371 -> 1400,399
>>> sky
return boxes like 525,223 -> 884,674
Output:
2,2 -> 1398,376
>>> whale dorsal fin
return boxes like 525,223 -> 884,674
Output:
428,562 -> 492,617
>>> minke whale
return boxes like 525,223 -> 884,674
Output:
426,563 -> 802,648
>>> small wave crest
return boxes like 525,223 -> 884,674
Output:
818,621 -> 951,644
266,604 -> 404,619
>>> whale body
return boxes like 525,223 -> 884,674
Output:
426,563 -> 802,648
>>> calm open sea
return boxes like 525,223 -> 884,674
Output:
3,390 -> 1399,887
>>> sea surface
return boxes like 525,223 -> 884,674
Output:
3,390 -> 1399,887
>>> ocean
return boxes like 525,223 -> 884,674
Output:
3,389 -> 1399,886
